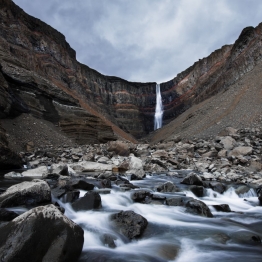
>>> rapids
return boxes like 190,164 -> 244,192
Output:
1,172 -> 262,261
59,174 -> 262,261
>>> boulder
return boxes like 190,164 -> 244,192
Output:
185,199 -> 213,217
0,205 -> 84,262
111,210 -> 148,239
22,166 -> 48,177
71,192 -> 101,211
51,164 -> 71,176
4,171 -> 23,178
229,147 -> 253,157
235,185 -> 253,197
156,182 -> 180,193
189,185 -> 205,197
131,190 -> 150,203
61,190 -> 80,203
180,173 -> 203,186
212,204 -> 231,212
0,179 -> 51,207
69,179 -> 95,191
151,150 -> 168,159
219,136 -> 236,150
208,182 -> 226,194
166,196 -> 193,206
70,161 -> 112,172
125,154 -> 145,179
107,141 -> 130,156
100,233 -> 117,248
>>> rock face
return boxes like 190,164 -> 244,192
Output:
0,0 -> 117,147
0,204 -> 84,262
1,0 -> 262,145
0,123 -> 22,169
0,179 -> 51,207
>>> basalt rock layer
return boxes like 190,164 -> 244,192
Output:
1,0 -> 262,146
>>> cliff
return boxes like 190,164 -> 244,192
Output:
1,0 -> 262,158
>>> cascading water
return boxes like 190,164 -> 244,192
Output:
154,83 -> 163,130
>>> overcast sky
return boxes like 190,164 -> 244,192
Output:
13,0 -> 262,83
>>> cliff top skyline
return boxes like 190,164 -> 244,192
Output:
13,0 -> 262,83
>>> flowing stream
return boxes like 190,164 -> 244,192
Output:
62,174 -> 262,261
154,84 -> 163,130
1,172 -> 262,261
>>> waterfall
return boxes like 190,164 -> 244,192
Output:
154,83 -> 163,130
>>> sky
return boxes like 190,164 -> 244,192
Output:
13,0 -> 262,83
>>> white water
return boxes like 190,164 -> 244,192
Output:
54,174 -> 262,262
154,83 -> 163,130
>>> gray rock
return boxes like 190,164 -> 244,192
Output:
208,182 -> 226,194
71,191 -> 102,211
212,204 -> 231,212
166,196 -> 193,206
0,204 -> 84,262
229,146 -> 253,157
189,185 -> 205,197
131,190 -> 150,203
4,171 -> 23,178
111,210 -> 148,239
180,173 -> 203,186
185,199 -> 213,217
219,136 -> 236,150
156,181 -> 180,193
0,179 -> 51,207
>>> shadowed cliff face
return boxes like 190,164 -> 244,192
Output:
1,0 -> 262,142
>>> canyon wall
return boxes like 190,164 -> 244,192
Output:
1,0 -> 262,148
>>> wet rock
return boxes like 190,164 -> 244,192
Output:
166,196 -> 193,206
212,204 -> 231,212
0,208 -> 19,221
61,190 -> 80,203
235,185 -> 252,197
131,190 -> 150,203
69,179 -> 95,191
156,181 -> 180,193
231,230 -> 262,246
185,199 -> 213,217
71,191 -> 101,211
111,210 -> 148,239
256,187 -> 262,204
180,172 -> 203,186
51,187 -> 67,198
208,181 -> 226,194
100,233 -> 117,248
189,185 -> 205,197
0,205 -> 84,262
0,179 -> 51,207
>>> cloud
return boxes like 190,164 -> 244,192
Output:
13,0 -> 262,83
